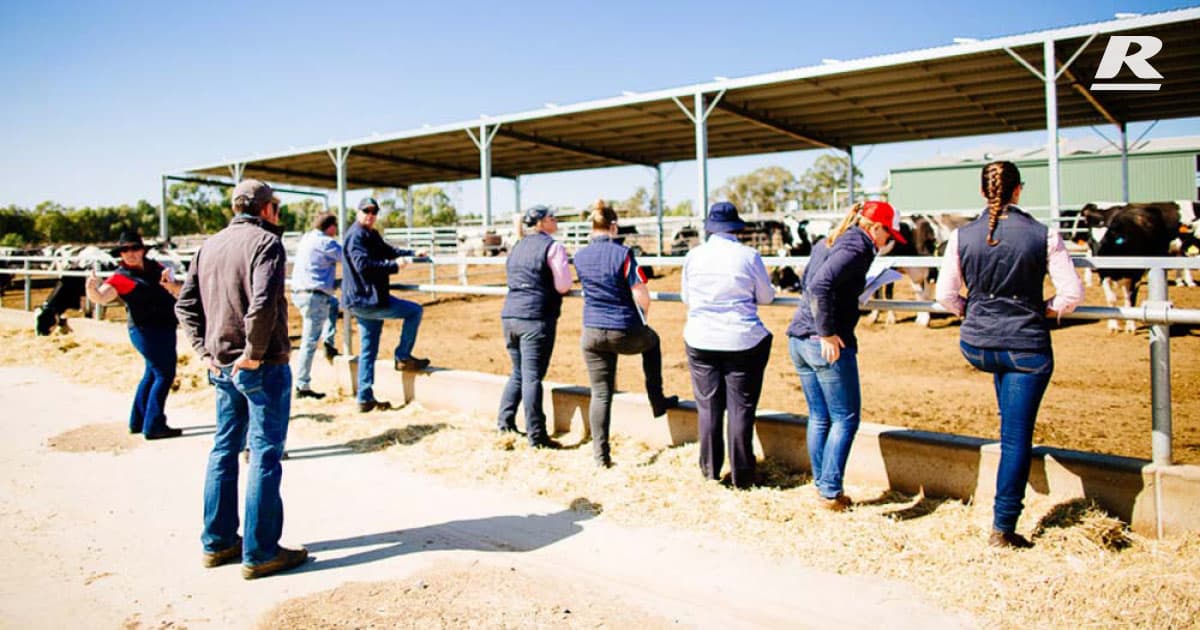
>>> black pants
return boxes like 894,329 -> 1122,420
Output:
685,335 -> 772,488
581,325 -> 669,464
497,318 -> 557,444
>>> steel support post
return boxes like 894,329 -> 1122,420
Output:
655,164 -> 665,254
694,93 -> 709,225
1119,122 -> 1130,203
159,175 -> 169,244
466,124 -> 501,229
672,90 -> 724,239
1148,268 -> 1173,466
328,146 -> 352,355
1044,39 -> 1061,220
514,176 -> 522,217
847,146 -> 856,207
405,188 -> 414,228
23,260 -> 31,311
230,163 -> 245,183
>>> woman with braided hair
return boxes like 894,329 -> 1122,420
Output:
936,160 -> 1083,548
786,200 -> 906,510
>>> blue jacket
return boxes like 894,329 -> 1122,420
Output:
786,226 -> 876,349
342,222 -> 413,309
574,235 -> 641,330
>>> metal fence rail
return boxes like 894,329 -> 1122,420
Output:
1,252 -> 1195,466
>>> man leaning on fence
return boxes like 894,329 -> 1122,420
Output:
175,178 -> 309,580
343,197 -> 430,413
291,211 -> 342,400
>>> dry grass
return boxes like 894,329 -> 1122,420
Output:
311,405 -> 1200,629
4,323 -> 1199,628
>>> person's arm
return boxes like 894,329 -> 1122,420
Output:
174,251 -> 212,366
319,235 -> 343,266
240,239 -> 287,367
546,241 -> 572,295
750,252 -> 776,305
934,230 -> 966,317
1045,230 -> 1084,319
805,244 -> 859,337
85,270 -> 120,305
625,252 -> 651,316
346,229 -> 399,277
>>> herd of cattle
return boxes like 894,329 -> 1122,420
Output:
1,201 -> 1196,336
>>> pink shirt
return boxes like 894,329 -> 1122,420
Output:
546,241 -> 572,294
935,229 -> 1083,317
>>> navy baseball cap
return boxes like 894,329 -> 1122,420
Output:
522,205 -> 556,227
358,197 -> 381,212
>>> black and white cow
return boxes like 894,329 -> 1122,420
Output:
1083,202 -> 1185,333
865,215 -> 941,326
34,245 -> 118,335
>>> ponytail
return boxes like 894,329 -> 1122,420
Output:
826,203 -> 864,245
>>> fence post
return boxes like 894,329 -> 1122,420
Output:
23,261 -> 31,311
1148,268 -> 1172,466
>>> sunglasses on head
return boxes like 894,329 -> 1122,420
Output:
118,246 -> 143,253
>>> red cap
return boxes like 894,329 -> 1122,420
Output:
860,201 -> 906,244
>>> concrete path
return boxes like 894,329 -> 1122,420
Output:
0,367 -> 972,629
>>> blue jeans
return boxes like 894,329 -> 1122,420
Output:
202,363 -> 292,565
291,291 -> 338,390
959,340 -> 1053,534
348,296 -> 424,403
127,325 -> 177,436
497,318 -> 557,445
789,337 -> 860,499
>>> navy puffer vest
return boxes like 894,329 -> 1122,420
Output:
958,206 -> 1051,351
501,231 -> 562,320
575,235 -> 640,330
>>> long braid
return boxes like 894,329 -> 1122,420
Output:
981,161 -> 1021,247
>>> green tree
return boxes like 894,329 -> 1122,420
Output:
409,186 -> 457,227
616,186 -> 652,217
715,166 -> 800,215
796,154 -> 862,210
281,198 -> 328,232
665,199 -> 693,217
0,205 -> 37,245
167,182 -> 229,234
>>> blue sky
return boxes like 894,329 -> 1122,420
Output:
1,0 -> 1197,215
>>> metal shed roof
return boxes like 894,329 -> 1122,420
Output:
180,8 -> 1200,191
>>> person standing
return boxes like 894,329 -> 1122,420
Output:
496,205 -> 571,448
786,201 -> 906,511
84,231 -> 183,440
936,161 -> 1083,549
342,197 -> 429,413
290,212 -> 342,399
574,200 -> 678,467
176,179 -> 308,579
681,202 -> 775,489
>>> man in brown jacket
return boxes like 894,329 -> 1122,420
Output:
176,179 -> 308,580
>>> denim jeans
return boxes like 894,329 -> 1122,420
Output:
789,336 -> 861,499
348,296 -> 424,403
580,325 -> 669,464
959,340 -> 1053,534
202,363 -> 292,565
685,335 -> 772,489
126,325 -> 177,436
497,317 -> 557,445
291,291 -> 338,390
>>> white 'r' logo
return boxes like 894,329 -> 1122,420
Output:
1090,35 -> 1163,92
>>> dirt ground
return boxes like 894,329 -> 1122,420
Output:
8,262 -> 1199,463
3,345 -> 1198,629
